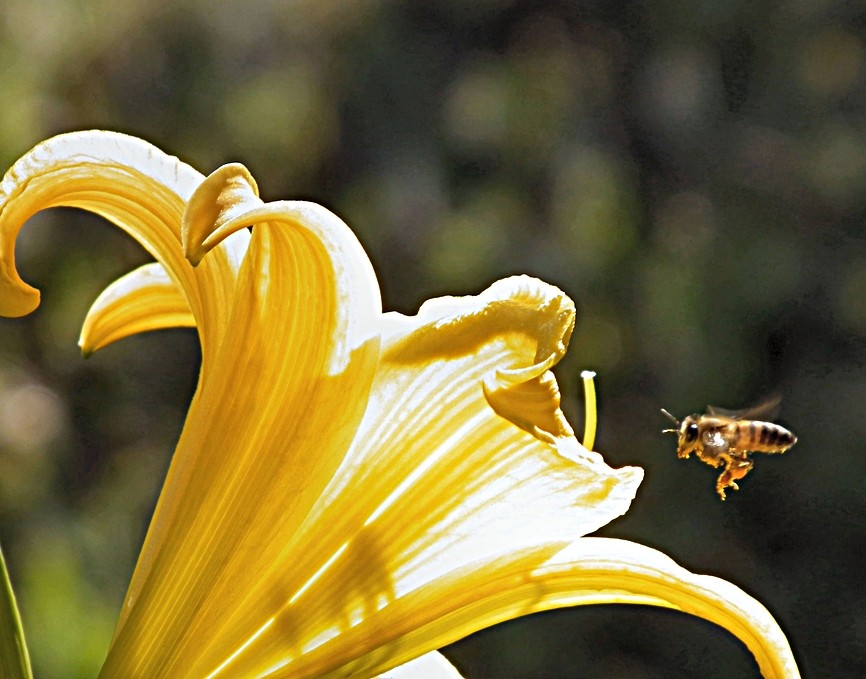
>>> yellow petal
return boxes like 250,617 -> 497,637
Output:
183,164 -> 384,373
182,162 -> 261,266
347,537 -> 801,678
100,181 -> 642,677
316,537 -> 800,678
516,538 -> 798,679
0,131 -> 196,316
0,131 -> 248,360
100,197 -> 384,677
79,263 -> 196,355
116,273 -> 642,678
260,279 -> 640,678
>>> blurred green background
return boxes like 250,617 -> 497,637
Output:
0,1 -> 862,677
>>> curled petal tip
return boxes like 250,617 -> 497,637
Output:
183,163 -> 261,266
2,130 -> 205,317
0,281 -> 40,318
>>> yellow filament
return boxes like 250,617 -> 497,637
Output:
581,370 -> 597,451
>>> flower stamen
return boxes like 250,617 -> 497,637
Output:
581,370 -> 598,451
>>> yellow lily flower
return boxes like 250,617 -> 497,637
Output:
0,131 -> 799,678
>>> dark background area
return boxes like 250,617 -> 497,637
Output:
0,1 -> 862,676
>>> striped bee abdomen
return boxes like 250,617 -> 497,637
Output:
742,420 -> 797,453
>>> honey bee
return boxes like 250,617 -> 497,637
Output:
661,398 -> 797,500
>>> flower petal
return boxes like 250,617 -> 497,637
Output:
182,164 -> 383,372
79,224 -> 252,355
79,263 -> 195,355
0,131 -> 197,316
100,197 -> 384,677
289,537 -> 800,678
332,537 -> 801,677
182,163 -> 261,266
539,538 -> 801,679
152,276 -> 642,678
0,131 -> 247,360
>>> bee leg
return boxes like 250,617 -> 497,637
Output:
715,454 -> 753,501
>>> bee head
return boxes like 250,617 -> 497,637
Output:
661,408 -> 701,458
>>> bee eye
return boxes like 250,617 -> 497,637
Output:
685,423 -> 699,441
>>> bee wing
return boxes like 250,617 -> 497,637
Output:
707,394 -> 782,421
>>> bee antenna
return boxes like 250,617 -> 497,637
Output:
660,408 -> 680,432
